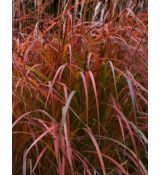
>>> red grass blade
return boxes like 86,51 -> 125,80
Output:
88,71 -> 100,136
80,71 -> 89,125
23,126 -> 55,175
84,127 -> 107,175
32,146 -> 48,173
61,91 -> 76,175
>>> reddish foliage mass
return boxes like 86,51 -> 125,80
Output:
13,0 -> 148,174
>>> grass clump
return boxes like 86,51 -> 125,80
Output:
13,0 -> 148,174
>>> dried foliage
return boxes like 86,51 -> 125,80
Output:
13,0 -> 148,174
